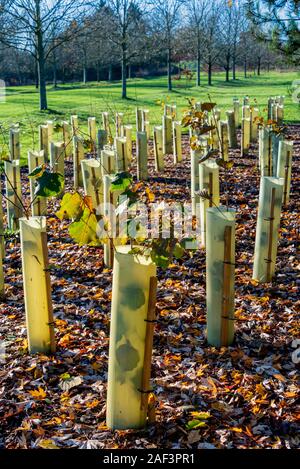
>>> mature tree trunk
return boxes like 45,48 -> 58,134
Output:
35,61 -> 39,89
196,32 -> 201,87
225,53 -> 230,82
244,58 -> 247,78
53,60 -> 58,88
208,57 -> 212,86
257,56 -> 261,76
35,2 -> 47,110
62,67 -> 66,85
108,64 -> 113,82
83,67 -> 87,84
121,45 -> 127,99
167,46 -> 172,91
96,61 -> 101,82
232,51 -> 236,80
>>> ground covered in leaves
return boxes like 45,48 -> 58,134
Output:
0,126 -> 299,449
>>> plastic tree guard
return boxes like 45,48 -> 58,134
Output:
206,207 -> 236,348
277,140 -> 293,205
253,177 -> 284,283
107,246 -> 157,430
28,150 -> 47,217
199,159 -> 220,247
173,121 -> 182,164
20,217 -> 56,354
136,132 -> 148,181
154,126 -> 164,172
81,159 -> 103,212
4,160 -> 23,231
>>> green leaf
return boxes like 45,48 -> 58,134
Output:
111,172 -> 132,192
56,193 -> 84,221
35,171 -> 64,198
29,165 -> 45,179
186,420 -> 207,431
151,251 -> 170,269
69,209 -> 100,246
173,243 -> 185,260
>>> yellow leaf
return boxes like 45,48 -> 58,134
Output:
29,387 -> 47,400
38,439 -> 60,450
146,187 -> 155,203
230,427 -> 243,433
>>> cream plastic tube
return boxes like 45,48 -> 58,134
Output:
116,113 -> 124,138
253,177 -> 284,283
63,122 -> 72,157
219,121 -> 229,161
107,246 -> 157,430
39,125 -> 49,162
242,105 -> 251,120
241,118 -> 251,156
20,217 -> 55,354
154,126 -> 164,172
81,159 -> 103,212
277,140 -> 293,205
9,128 -> 20,160
226,110 -> 237,149
102,112 -> 110,134
28,151 -> 47,217
71,136 -> 84,189
50,142 -> 65,177
123,126 -> 133,163
191,150 -> 201,217
259,127 -> 272,176
250,108 -> 259,142
100,149 -> 116,177
206,207 -> 236,348
233,99 -> 240,128
47,121 -> 54,145
115,137 -> 128,172
103,175 -> 124,268
88,117 -> 97,146
162,115 -> 173,155
5,160 -> 22,231
0,182 -> 4,260
173,121 -> 182,164
199,159 -> 220,247
272,134 -> 283,177
71,115 -> 79,137
136,132 -> 148,181
98,129 -> 108,155
136,109 -> 143,133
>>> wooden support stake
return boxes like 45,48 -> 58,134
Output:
221,226 -> 232,347
266,188 -> 276,283
283,151 -> 290,206
41,231 -> 56,353
140,276 -> 158,414
209,173 -> 213,208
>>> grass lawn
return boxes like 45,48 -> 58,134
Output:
0,70 -> 299,162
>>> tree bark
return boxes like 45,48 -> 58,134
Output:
208,57 -> 212,86
121,45 -> 127,99
196,31 -> 201,87
257,56 -> 261,76
232,53 -> 236,80
83,67 -> 87,84
35,1 -> 47,110
167,46 -> 172,92
108,64 -> 113,82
